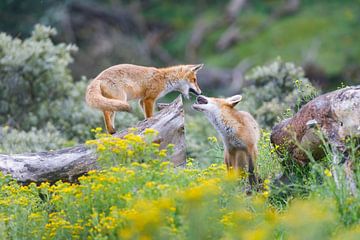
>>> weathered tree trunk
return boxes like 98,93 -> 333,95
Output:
271,86 -> 360,195
271,86 -> 360,163
0,96 -> 186,184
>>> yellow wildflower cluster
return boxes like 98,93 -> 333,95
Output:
85,128 -> 170,167
0,129 -> 359,239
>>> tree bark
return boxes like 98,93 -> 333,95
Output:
270,86 -> 360,164
0,96 -> 186,184
271,86 -> 360,195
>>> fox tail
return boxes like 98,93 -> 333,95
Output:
85,80 -> 130,112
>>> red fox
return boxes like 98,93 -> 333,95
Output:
86,64 -> 203,134
192,95 -> 260,186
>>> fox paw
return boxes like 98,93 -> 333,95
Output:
108,129 -> 117,135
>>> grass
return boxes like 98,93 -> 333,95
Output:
0,125 -> 359,239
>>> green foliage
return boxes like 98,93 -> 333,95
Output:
242,58 -> 318,127
204,1 -> 360,77
0,124 -> 71,154
184,113 -> 220,167
0,25 -> 141,150
0,130 -> 359,239
0,24 -> 75,129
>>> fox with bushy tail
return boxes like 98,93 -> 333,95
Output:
86,64 -> 203,134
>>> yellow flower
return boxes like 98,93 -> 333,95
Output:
144,128 -> 158,135
263,179 -> 271,190
28,212 -> 42,220
262,191 -> 269,198
324,169 -> 332,177
87,170 -> 97,175
111,167 -> 120,172
85,140 -> 96,145
91,127 -> 103,133
127,150 -> 134,157
145,181 -> 155,188
126,170 -> 135,176
160,161 -> 170,168
207,136 -> 218,143
128,127 -> 138,132
122,193 -> 132,202
167,143 -> 175,149
97,144 -> 106,151
152,143 -> 160,148
124,133 -> 143,143
159,149 -> 167,157
221,212 -> 235,227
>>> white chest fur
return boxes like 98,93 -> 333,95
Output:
204,110 -> 246,151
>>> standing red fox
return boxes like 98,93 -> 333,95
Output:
192,95 -> 260,186
86,64 -> 203,134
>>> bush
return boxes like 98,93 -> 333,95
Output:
0,124 -> 70,154
0,24 -> 140,146
0,25 -> 77,131
242,58 -> 318,128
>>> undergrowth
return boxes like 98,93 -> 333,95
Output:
0,128 -> 359,239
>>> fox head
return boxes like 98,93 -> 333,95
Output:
177,64 -> 203,98
192,95 -> 242,117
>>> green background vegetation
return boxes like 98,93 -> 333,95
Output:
0,0 -> 359,239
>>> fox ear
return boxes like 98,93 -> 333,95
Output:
190,64 -> 204,72
227,95 -> 242,107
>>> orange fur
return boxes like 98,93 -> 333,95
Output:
193,95 -> 260,186
86,64 -> 203,133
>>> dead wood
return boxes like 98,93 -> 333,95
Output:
271,86 -> 360,195
0,96 -> 186,184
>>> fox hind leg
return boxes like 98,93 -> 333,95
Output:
234,150 -> 258,187
247,145 -> 258,187
224,151 -> 231,172
101,84 -> 132,112
110,111 -> 116,131
247,154 -> 257,187
103,111 -> 116,134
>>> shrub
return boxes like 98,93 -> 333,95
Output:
243,58 -> 319,128
0,124 -> 70,154
0,24 -> 140,145
0,24 -> 77,131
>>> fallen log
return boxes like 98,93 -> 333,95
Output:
271,86 -> 360,194
0,96 -> 186,184
271,86 -> 360,164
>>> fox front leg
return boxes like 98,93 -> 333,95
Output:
143,98 -> 155,118
139,99 -> 145,118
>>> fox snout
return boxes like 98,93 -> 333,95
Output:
192,95 -> 209,111
196,95 -> 208,104
189,87 -> 201,96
